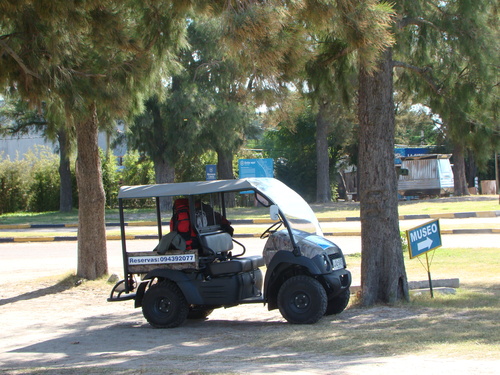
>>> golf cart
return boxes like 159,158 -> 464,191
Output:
108,178 -> 351,327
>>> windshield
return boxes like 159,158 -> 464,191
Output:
250,179 -> 323,236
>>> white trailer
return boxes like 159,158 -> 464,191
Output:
398,154 -> 454,197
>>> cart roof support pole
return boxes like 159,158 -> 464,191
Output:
155,197 -> 162,239
118,199 -> 130,292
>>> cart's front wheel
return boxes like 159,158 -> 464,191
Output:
325,289 -> 350,316
277,275 -> 327,324
142,281 -> 189,328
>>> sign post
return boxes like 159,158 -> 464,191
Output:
425,252 -> 434,298
406,219 -> 442,297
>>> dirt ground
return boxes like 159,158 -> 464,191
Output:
1,271 -> 499,375
1,195 -> 499,374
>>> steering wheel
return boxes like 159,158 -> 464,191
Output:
260,220 -> 283,239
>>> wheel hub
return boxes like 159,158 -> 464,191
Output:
292,292 -> 310,309
158,297 -> 172,313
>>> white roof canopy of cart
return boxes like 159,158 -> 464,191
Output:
118,177 -> 323,238
118,178 -> 281,199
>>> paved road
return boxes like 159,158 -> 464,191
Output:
0,230 -> 498,286
1,210 -> 498,285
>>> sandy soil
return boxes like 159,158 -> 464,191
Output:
1,271 -> 499,375
1,195 -> 499,374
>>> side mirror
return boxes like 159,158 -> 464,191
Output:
270,205 -> 279,221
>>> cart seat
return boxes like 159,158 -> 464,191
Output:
239,255 -> 265,269
207,255 -> 264,276
199,230 -> 233,256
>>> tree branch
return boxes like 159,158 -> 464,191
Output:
68,68 -> 106,78
193,60 -> 223,81
0,39 -> 41,79
397,16 -> 440,31
312,45 -> 352,69
393,60 -> 442,94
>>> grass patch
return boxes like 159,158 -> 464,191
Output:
312,195 -> 499,218
398,197 -> 499,215
339,248 -> 500,359
247,249 -> 500,359
249,290 -> 499,359
0,210 -> 80,225
1,196 -> 498,225
346,247 -> 500,287
403,247 -> 500,284
411,286 -> 500,310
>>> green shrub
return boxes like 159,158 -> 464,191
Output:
175,150 -> 217,182
100,149 -> 120,208
119,151 -> 155,208
330,183 -> 339,201
26,147 -> 60,212
28,164 -> 60,212
0,146 -> 132,213
120,151 -> 155,186
0,156 -> 30,214
0,146 -> 74,213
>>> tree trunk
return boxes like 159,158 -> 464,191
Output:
452,143 -> 470,196
217,150 -> 234,180
75,103 -> 108,280
358,49 -> 409,306
495,153 -> 499,198
217,149 -> 235,207
154,157 -> 175,211
316,100 -> 331,203
58,126 -> 73,212
465,150 -> 477,190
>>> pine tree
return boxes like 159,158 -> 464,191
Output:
1,1 -> 192,279
357,0 -> 498,304
187,17 -> 258,185
127,16 -> 257,197
304,34 -> 357,203
393,0 -> 499,195
1,0 -> 397,281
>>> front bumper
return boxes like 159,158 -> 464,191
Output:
321,268 -> 352,296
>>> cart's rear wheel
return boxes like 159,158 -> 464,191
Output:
142,281 -> 189,328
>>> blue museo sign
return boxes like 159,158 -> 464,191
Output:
406,219 -> 442,259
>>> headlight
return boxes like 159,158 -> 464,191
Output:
322,254 -> 331,272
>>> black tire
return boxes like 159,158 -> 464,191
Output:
187,305 -> 214,320
142,281 -> 189,328
277,275 -> 327,324
325,289 -> 350,316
